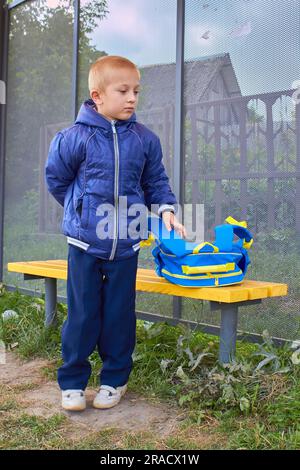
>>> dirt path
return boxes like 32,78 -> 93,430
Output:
0,352 -> 224,449
0,352 -> 188,442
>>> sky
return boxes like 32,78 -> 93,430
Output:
41,0 -> 300,121
84,0 -> 300,101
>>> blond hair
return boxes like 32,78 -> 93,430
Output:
88,55 -> 140,93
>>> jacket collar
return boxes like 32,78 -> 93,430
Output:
75,98 -> 137,132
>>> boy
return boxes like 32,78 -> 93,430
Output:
45,55 -> 186,411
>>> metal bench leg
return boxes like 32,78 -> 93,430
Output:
45,278 -> 57,327
219,303 -> 238,364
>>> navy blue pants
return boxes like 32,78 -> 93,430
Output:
57,244 -> 139,391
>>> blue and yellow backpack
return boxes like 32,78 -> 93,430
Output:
141,215 -> 253,287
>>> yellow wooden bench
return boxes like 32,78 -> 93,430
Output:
7,260 -> 288,364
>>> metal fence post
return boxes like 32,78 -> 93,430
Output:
0,0 -> 8,283
72,0 -> 80,120
173,0 -> 185,321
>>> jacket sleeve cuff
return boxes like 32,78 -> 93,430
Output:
157,204 -> 176,217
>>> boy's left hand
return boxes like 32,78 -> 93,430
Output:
162,211 -> 187,239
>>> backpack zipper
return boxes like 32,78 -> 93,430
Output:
161,268 -> 242,281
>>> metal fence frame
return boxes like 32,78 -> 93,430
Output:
0,0 -> 9,283
0,0 -> 80,281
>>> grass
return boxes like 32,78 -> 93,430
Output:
0,410 -> 220,450
0,413 -> 68,450
1,287 -> 300,449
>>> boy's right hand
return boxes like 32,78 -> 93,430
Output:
162,211 -> 187,239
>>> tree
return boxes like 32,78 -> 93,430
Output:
5,0 -> 109,203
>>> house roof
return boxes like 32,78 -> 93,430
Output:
138,52 -> 242,109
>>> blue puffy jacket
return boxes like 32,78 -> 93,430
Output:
45,98 -> 177,260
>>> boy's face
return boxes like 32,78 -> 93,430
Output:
90,69 -> 140,122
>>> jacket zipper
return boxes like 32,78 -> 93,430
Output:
109,120 -> 119,260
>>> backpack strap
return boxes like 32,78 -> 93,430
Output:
225,216 -> 248,228
214,224 -> 234,251
192,242 -> 219,254
214,216 -> 253,251
226,216 -> 253,249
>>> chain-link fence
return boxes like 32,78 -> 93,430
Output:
1,0 -> 299,341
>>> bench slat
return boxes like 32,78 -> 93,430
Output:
7,260 -> 288,303
7,262 -> 68,280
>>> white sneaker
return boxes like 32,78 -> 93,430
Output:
93,383 -> 128,409
61,389 -> 86,411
